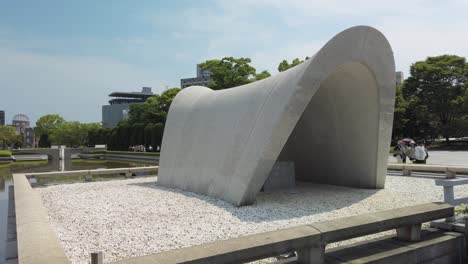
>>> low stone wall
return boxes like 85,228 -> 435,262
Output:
0,156 -> 14,163
13,173 -> 69,264
102,153 -> 159,163
28,166 -> 158,179
388,163 -> 468,177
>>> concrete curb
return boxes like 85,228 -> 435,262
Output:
13,173 -> 70,264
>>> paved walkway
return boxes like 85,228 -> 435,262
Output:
388,150 -> 468,166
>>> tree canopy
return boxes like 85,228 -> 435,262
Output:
0,125 -> 20,148
48,121 -> 101,147
199,57 -> 257,90
402,55 -> 468,141
278,57 -> 309,72
255,70 -> 271,81
93,87 -> 182,150
34,114 -> 65,136
199,57 -> 272,90
128,87 -> 181,124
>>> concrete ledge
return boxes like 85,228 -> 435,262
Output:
326,229 -> 465,263
27,166 -> 158,179
435,177 -> 468,186
110,203 -> 453,264
103,153 -> 159,163
112,225 -> 321,264
13,174 -> 70,264
311,202 -> 453,243
388,163 -> 468,175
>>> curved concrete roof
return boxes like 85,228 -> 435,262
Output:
159,26 -> 396,206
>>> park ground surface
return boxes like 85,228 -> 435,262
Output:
37,169 -> 467,264
388,150 -> 468,166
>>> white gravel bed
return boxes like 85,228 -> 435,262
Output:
36,175 -> 462,264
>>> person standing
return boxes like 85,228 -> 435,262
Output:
407,141 -> 416,161
393,140 -> 407,163
413,141 -> 429,164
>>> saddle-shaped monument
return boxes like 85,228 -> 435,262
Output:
158,26 -> 396,206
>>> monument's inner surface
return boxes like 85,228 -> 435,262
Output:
275,62 -> 379,188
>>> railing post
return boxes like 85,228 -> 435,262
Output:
402,169 -> 411,176
91,251 -> 103,264
445,169 -> 456,179
443,185 -> 455,205
396,223 -> 421,241
297,243 -> 325,264
85,171 -> 93,182
443,185 -> 456,222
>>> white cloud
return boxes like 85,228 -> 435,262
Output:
376,16 -> 468,75
173,0 -> 468,76
0,48 -> 167,125
2,0 -> 468,125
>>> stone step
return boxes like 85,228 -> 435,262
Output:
325,228 -> 464,264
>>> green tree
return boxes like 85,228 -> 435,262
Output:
144,123 -> 155,146
391,85 -> 409,139
129,123 -> 145,146
0,126 -> 19,148
255,70 -> 271,81
38,134 -> 50,148
278,57 -> 309,72
34,114 -> 65,136
142,88 -> 181,124
403,55 -> 468,142
151,123 -> 164,148
48,121 -> 101,147
199,57 -> 257,90
34,114 -> 65,147
127,103 -> 146,124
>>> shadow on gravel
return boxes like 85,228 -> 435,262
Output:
128,180 -> 380,223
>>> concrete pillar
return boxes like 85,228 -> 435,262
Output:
443,185 -> 456,222
396,223 -> 421,241
446,170 -> 456,179
85,172 -> 93,182
443,186 -> 455,205
91,252 -> 103,264
297,244 -> 325,264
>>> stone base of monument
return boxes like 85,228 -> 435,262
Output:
262,161 -> 295,192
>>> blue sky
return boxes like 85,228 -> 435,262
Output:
1,0 -> 468,125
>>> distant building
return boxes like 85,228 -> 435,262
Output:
396,71 -> 404,86
0,111 -> 4,126
12,114 -> 36,148
180,64 -> 212,89
102,87 -> 154,128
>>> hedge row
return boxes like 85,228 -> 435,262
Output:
89,150 -> 160,156
0,150 -> 12,157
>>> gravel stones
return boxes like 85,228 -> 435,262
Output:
36,175 -> 465,263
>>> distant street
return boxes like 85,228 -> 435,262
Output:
388,150 -> 468,166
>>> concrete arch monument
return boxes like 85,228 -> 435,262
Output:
158,26 -> 395,206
